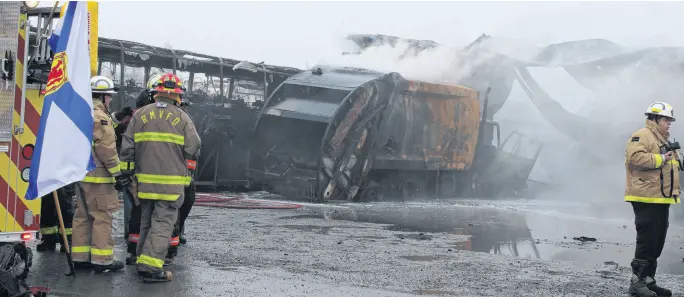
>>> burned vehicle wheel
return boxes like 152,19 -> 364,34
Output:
359,182 -> 384,202
399,179 -> 424,201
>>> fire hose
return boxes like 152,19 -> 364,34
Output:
119,193 -> 303,209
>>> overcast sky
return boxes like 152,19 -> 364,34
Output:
77,1 -> 684,69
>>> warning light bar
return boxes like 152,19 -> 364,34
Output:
20,233 -> 32,241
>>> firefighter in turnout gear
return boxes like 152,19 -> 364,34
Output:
123,87 -> 157,261
124,74 -> 193,266
36,184 -> 76,252
71,76 -> 125,273
120,73 -> 201,282
625,102 -> 682,297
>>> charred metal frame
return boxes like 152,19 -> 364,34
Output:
97,38 -> 301,188
26,17 -> 302,189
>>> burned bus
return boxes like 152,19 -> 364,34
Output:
94,38 -> 301,189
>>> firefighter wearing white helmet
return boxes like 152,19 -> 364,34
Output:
71,75 -> 125,273
624,101 -> 682,297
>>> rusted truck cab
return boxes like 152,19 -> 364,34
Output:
247,65 -> 538,202
247,66 -> 393,200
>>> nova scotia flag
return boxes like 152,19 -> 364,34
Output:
26,2 -> 96,200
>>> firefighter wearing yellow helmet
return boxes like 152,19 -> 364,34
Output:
624,101 -> 681,297
120,72 -> 201,282
71,75 -> 125,273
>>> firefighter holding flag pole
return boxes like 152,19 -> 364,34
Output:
26,1 -> 123,275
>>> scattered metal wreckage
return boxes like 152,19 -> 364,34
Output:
343,33 -> 684,198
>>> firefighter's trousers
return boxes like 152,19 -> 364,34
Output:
39,190 -> 74,243
136,193 -> 184,274
168,182 -> 196,257
127,201 -> 180,257
72,182 -> 119,265
632,202 -> 670,265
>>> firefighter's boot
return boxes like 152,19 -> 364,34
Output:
141,271 -> 173,283
646,261 -> 672,297
630,259 -> 657,297
73,262 -> 93,270
125,255 -> 137,266
36,238 -> 56,251
93,260 -> 125,273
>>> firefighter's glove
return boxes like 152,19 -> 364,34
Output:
114,175 -> 133,191
115,107 -> 134,121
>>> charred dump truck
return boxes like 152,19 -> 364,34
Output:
247,65 -> 541,202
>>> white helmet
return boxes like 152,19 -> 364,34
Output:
90,76 -> 118,94
645,102 -> 676,121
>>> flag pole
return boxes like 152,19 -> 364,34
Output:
52,191 -> 76,278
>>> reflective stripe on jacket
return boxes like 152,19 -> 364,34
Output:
119,97 -> 201,201
624,120 -> 681,204
82,100 -> 120,184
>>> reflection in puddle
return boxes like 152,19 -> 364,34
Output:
284,201 -> 684,275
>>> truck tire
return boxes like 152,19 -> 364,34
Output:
359,181 -> 384,202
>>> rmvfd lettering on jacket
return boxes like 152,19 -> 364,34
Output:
140,110 -> 182,126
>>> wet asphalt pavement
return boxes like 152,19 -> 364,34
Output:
22,192 -> 684,296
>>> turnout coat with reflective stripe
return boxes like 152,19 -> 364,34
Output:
624,120 -> 681,204
83,100 -> 121,183
120,98 -> 201,201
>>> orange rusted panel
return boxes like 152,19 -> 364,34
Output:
406,81 -> 481,170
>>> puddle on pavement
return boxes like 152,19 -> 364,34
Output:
282,225 -> 332,235
393,232 -> 432,240
401,255 -> 438,261
287,202 -> 684,275
413,289 -> 449,295
279,214 -> 322,220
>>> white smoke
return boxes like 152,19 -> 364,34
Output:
314,34 -> 684,217
317,38 -> 500,85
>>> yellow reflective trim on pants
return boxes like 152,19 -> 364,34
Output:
134,132 -> 184,145
138,192 -> 180,201
121,161 -> 135,171
41,227 -> 71,235
72,246 -> 91,253
136,254 -> 164,268
624,195 -> 680,204
136,173 -> 191,186
40,226 -> 58,235
654,154 -> 663,168
91,248 -> 113,256
82,176 -> 116,183
108,165 -> 121,175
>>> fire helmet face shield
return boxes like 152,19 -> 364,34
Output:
645,102 -> 676,122
147,73 -> 163,91
90,76 -> 119,94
